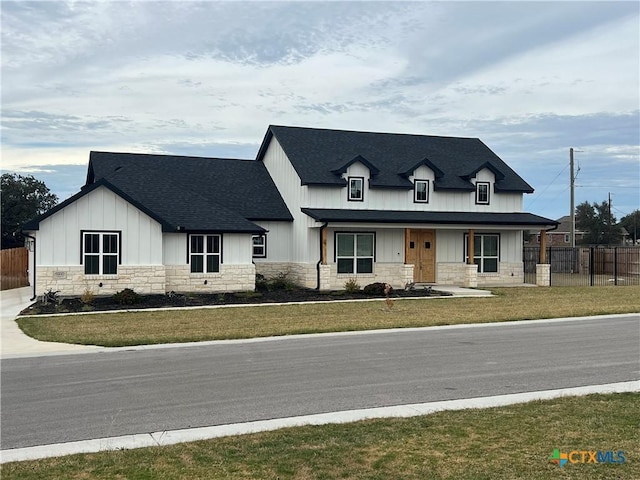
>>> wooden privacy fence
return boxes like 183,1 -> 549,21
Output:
1,247 -> 29,290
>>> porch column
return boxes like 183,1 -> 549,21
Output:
536,228 -> 550,286
404,228 -> 410,264
467,229 -> 475,264
321,225 -> 327,265
539,228 -> 547,263
464,229 -> 477,288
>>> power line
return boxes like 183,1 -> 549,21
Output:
527,163 -> 569,208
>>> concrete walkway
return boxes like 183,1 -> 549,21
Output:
0,287 -> 104,358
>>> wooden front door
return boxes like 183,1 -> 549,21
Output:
407,230 -> 436,283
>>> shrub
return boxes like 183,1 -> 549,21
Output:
80,289 -> 95,304
257,271 -> 299,291
363,282 -> 392,296
41,289 -> 60,304
112,288 -> 141,305
344,278 -> 361,293
255,273 -> 268,291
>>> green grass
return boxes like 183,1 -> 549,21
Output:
16,286 -> 640,347
3,393 -> 638,479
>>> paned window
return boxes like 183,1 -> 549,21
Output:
476,182 -> 490,204
252,234 -> 266,258
336,233 -> 374,274
190,234 -> 221,273
464,234 -> 499,273
414,180 -> 429,203
348,177 -> 364,201
82,231 -> 119,275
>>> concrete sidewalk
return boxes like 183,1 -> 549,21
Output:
0,287 -> 104,358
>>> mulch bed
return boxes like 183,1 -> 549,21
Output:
21,287 -> 449,315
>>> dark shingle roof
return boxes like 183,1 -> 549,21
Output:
257,125 -> 534,193
302,208 -> 558,227
27,152 -> 293,233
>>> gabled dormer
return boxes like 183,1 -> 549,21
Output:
330,154 -> 380,178
331,155 -> 380,202
462,162 -> 505,206
398,157 -> 445,180
397,157 -> 444,204
462,161 -> 506,182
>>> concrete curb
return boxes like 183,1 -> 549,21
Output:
2,381 -> 637,464
3,313 -> 638,359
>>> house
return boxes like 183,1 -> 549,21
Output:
526,215 -> 586,246
23,125 -> 557,297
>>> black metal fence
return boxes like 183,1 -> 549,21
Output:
523,246 -> 640,286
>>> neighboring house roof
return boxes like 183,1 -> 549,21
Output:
257,125 -> 534,193
553,215 -> 586,235
26,152 -> 293,233
302,208 -> 559,227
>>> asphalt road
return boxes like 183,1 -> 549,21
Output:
2,315 -> 639,450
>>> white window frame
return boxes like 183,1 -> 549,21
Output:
464,233 -> 499,273
189,234 -> 221,273
348,177 -> 364,202
414,179 -> 429,203
335,232 -> 375,274
476,182 -> 490,205
252,234 -> 266,258
81,231 -> 120,275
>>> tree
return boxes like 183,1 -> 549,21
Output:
575,200 -> 623,245
1,173 -> 58,249
620,209 -> 640,244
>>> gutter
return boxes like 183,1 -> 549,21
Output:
22,232 -> 37,301
316,222 -> 328,290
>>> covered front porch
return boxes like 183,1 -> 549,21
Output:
304,208 -> 558,290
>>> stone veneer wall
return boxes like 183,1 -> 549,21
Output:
255,262 -> 318,289
165,264 -> 255,293
320,263 -> 413,291
256,262 -> 413,290
37,265 -> 166,296
437,262 -> 525,286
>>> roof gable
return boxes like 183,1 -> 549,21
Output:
258,125 -> 534,193
331,155 -> 380,177
462,161 -> 506,181
398,157 -> 445,179
23,179 -> 174,231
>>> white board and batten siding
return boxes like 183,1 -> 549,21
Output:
306,164 -> 523,213
261,138 -> 319,263
36,186 -> 162,266
163,233 -> 254,265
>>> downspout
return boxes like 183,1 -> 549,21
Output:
316,222 -> 328,290
23,232 -> 37,301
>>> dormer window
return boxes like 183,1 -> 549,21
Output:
348,177 -> 364,201
476,182 -> 490,205
414,180 -> 429,203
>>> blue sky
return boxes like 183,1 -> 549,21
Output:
2,1 -> 638,221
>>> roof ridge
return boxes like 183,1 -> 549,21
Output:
269,124 -> 480,141
89,151 -> 253,162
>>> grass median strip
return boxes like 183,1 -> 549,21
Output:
16,286 -> 640,347
3,393 -> 638,479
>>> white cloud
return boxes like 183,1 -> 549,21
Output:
1,1 -> 638,218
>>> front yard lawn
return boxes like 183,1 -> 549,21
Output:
16,286 -> 640,347
3,393 -> 638,479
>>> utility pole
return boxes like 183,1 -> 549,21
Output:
570,148 -> 575,247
